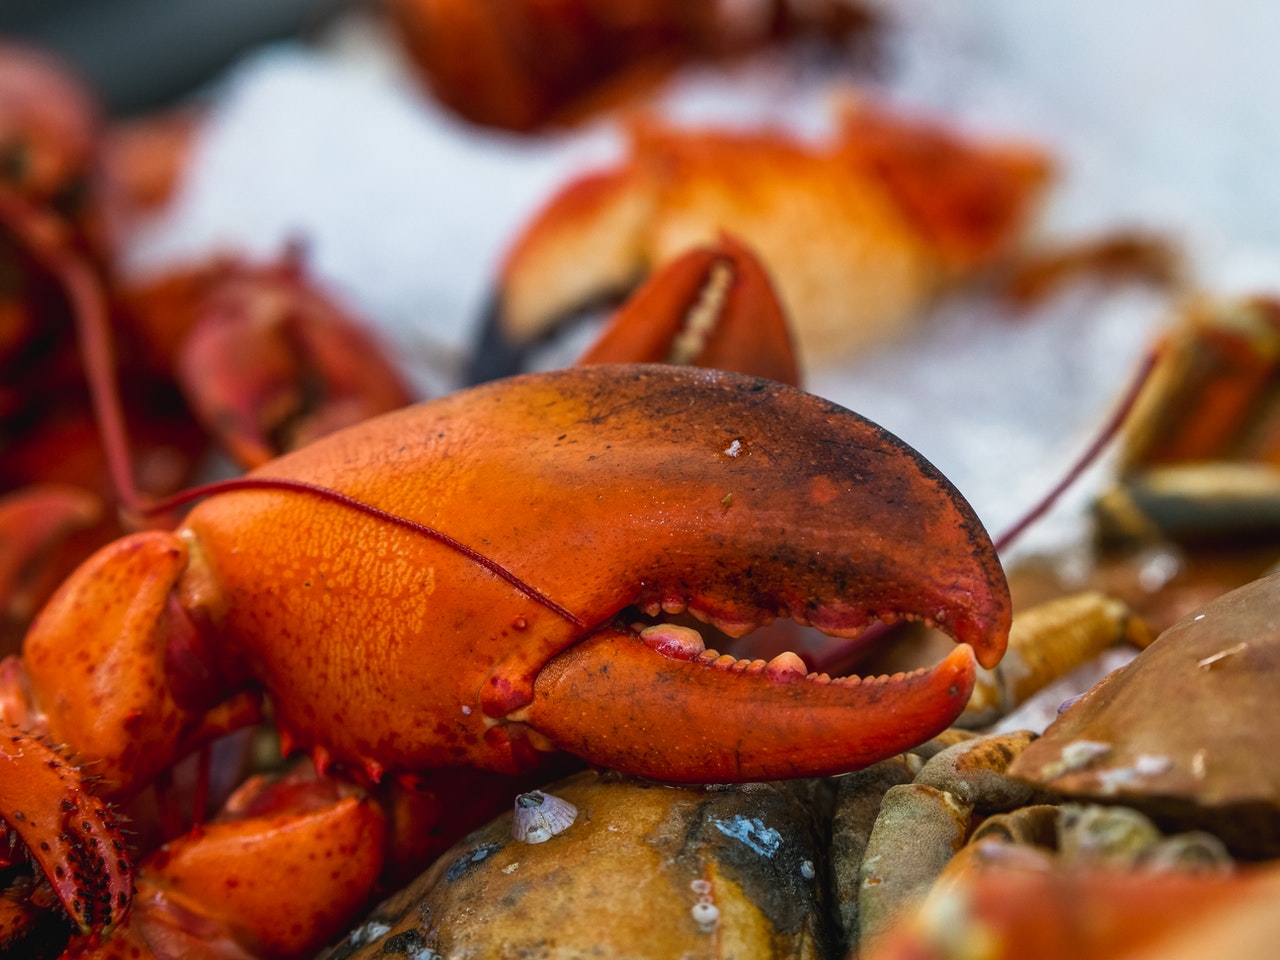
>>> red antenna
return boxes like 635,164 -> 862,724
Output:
992,348 -> 1158,554
0,191 -> 144,515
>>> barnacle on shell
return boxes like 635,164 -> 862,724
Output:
511,790 -> 578,844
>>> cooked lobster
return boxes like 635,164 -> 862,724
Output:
0,363 -> 1009,954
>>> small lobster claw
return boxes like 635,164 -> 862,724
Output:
125,250 -> 416,469
67,765 -> 387,960
577,233 -> 801,385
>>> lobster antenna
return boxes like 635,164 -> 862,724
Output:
0,191 -> 147,517
993,346 -> 1158,553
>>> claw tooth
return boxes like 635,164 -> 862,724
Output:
712,617 -> 758,639
714,654 -> 737,669
639,624 -> 705,660
764,651 -> 808,681
661,598 -> 687,615
744,659 -> 768,675
311,745 -> 332,777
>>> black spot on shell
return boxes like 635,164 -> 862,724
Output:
382,929 -> 427,954
445,843 -> 501,883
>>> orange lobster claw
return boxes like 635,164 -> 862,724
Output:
526,628 -> 978,781
69,766 -> 387,960
480,107 -> 1050,381
577,233 -> 801,385
190,365 -> 1008,780
7,365 -> 1008,941
0,724 -> 132,939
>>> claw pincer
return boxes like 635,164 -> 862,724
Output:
3,364 -> 1009,941
0,725 -> 132,939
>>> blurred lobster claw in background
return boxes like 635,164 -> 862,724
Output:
477,100 -> 1051,380
0,42 -> 106,259
575,232 -> 801,385
121,248 -> 417,469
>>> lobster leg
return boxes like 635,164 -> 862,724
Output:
0,725 -> 132,939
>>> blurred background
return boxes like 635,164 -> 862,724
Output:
0,0 -> 355,113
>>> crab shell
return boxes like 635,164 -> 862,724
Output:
319,770 -> 832,959
1008,570 -> 1280,857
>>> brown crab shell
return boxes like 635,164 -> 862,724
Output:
1007,570 -> 1280,857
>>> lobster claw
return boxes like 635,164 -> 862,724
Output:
577,233 -> 801,385
68,765 -> 387,960
477,107 -> 1050,382
526,627 -> 980,782
431,366 -> 1011,781
124,251 -> 415,469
